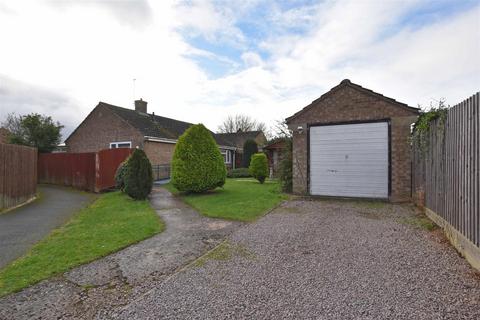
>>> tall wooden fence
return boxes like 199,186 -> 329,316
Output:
95,148 -> 133,190
0,144 -> 37,210
38,148 -> 132,192
38,152 -> 96,191
413,92 -> 479,251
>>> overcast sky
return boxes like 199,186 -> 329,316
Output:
0,0 -> 479,140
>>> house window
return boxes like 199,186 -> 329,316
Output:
110,141 -> 132,149
221,150 -> 231,164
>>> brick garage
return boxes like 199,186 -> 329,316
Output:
286,80 -> 419,202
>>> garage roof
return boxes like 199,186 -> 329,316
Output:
286,79 -> 420,123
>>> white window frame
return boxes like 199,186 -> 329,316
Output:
110,141 -> 132,149
221,150 -> 231,164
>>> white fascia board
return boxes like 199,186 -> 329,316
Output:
145,136 -> 237,151
144,136 -> 177,144
218,145 -> 237,151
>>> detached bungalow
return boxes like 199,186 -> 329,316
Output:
65,99 -> 262,170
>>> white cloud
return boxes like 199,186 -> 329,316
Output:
46,0 -> 154,29
173,0 -> 247,46
193,0 -> 479,124
241,52 -> 263,67
0,75 -> 80,132
0,0 -> 479,141
0,0 -> 209,137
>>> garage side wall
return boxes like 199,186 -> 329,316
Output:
288,86 -> 417,202
292,130 -> 308,194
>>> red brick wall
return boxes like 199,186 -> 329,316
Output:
254,133 -> 267,147
288,85 -> 418,202
143,141 -> 175,165
66,104 -> 144,153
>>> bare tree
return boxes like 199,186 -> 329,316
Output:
271,119 -> 292,138
217,114 -> 267,133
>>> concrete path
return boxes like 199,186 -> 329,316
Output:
0,187 -> 243,319
0,184 -> 95,269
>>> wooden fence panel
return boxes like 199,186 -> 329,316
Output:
413,92 -> 480,248
0,144 -> 37,210
38,148 -> 132,192
38,152 -> 96,191
95,148 -> 133,192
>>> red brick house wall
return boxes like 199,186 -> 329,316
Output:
254,133 -> 267,148
66,103 -> 259,169
65,106 -> 178,166
287,81 -> 418,202
66,104 -> 144,153
143,141 -> 176,165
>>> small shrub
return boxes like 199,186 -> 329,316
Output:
124,149 -> 153,200
227,168 -> 251,178
249,153 -> 268,184
279,139 -> 292,192
114,159 -> 129,191
242,139 -> 258,168
171,124 -> 226,193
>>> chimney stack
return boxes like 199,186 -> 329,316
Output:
135,99 -> 147,113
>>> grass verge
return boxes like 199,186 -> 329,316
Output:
0,191 -> 164,297
164,178 -> 287,222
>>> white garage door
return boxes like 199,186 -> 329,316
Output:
309,122 -> 389,198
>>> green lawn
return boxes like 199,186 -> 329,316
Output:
0,191 -> 164,297
165,178 -> 288,222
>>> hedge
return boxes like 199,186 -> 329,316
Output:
249,153 -> 268,184
227,168 -> 252,178
242,139 -> 258,168
124,149 -> 153,200
171,124 -> 226,193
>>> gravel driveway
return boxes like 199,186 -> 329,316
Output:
111,198 -> 480,320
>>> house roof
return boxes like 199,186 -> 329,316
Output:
66,102 -> 243,148
264,139 -> 287,150
101,102 -> 194,140
286,79 -> 420,123
214,130 -> 263,148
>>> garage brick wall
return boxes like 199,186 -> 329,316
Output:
288,84 -> 418,202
